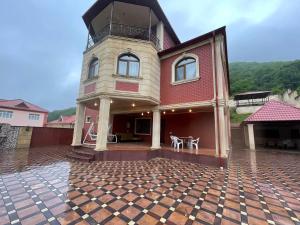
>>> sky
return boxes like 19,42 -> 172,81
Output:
0,0 -> 299,111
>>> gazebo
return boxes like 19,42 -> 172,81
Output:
234,91 -> 271,107
244,100 -> 300,150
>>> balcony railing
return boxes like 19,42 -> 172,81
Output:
86,23 -> 160,50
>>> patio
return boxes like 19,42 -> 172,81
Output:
0,146 -> 300,225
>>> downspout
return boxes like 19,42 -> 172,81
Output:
212,32 -> 222,166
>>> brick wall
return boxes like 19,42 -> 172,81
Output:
160,43 -> 214,105
115,81 -> 139,92
162,111 -> 215,149
163,30 -> 176,50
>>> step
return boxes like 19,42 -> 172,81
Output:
72,149 -> 95,158
66,152 -> 93,162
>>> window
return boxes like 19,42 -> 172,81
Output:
29,114 -> 40,121
0,110 -> 13,119
135,118 -> 151,135
85,116 -> 92,123
175,57 -> 197,82
88,58 -> 99,79
117,54 -> 140,77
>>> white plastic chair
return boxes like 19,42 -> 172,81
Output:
170,135 -> 175,147
173,136 -> 183,151
192,138 -> 200,150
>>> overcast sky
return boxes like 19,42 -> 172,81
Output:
0,0 -> 299,111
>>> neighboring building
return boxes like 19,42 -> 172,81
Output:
0,99 -> 48,127
47,115 -> 76,128
244,100 -> 300,150
72,0 -> 231,159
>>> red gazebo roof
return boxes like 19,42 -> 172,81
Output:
245,100 -> 300,123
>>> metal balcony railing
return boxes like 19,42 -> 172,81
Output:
86,23 -> 160,50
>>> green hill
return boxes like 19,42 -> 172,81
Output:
229,60 -> 300,95
48,107 -> 76,122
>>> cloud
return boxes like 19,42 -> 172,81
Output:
159,0 -> 282,36
0,0 -> 299,110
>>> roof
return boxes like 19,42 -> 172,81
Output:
0,99 -> 48,113
234,91 -> 271,101
83,0 -> 180,45
49,115 -> 76,124
245,100 -> 300,123
158,26 -> 226,56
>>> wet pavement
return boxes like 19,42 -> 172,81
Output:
0,146 -> 300,225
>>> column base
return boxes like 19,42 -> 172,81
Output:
150,146 -> 161,150
94,148 -> 108,152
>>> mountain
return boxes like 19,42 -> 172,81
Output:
48,107 -> 76,122
229,60 -> 300,95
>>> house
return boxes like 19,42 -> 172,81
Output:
71,0 -> 231,162
0,99 -> 48,127
47,115 -> 76,128
244,100 -> 300,150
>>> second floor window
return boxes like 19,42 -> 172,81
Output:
175,57 -> 197,82
0,110 -> 13,119
117,54 -> 140,77
88,58 -> 99,79
29,114 -> 40,121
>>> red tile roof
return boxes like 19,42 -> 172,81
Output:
0,99 -> 48,113
49,115 -> 76,124
245,100 -> 300,122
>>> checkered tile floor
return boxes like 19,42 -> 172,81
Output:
0,146 -> 300,225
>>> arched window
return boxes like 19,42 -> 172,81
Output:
175,57 -> 197,81
117,53 -> 140,77
88,58 -> 99,79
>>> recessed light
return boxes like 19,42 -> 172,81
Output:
172,109 -> 175,112
141,113 -> 144,116
94,102 -> 98,107
163,111 -> 166,115
110,100 -> 113,104
147,111 -> 150,114
189,109 -> 192,113
132,103 -> 135,107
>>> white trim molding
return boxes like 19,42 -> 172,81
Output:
171,53 -> 200,84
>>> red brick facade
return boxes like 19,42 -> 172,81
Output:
115,81 -> 139,92
162,112 -> 215,149
163,30 -> 176,50
160,43 -> 214,105
84,83 -> 96,94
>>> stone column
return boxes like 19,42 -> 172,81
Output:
72,102 -> 85,147
151,109 -> 161,150
247,124 -> 255,150
95,97 -> 111,151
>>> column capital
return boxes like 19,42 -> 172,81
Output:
99,95 -> 111,100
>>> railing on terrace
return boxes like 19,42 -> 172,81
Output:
86,23 -> 160,50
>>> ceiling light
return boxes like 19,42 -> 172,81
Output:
163,111 -> 166,115
147,111 -> 150,114
172,109 -> 175,112
141,113 -> 144,116
189,109 -> 192,113
132,103 -> 135,107
94,102 -> 98,107
110,100 -> 113,104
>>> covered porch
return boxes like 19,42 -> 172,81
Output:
71,97 -> 224,165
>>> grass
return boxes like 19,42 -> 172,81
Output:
230,109 -> 251,124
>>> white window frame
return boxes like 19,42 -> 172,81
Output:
85,116 -> 92,123
0,110 -> 13,119
171,53 -> 200,85
29,113 -> 40,121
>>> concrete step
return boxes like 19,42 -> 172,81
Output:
72,149 -> 95,159
66,152 -> 94,162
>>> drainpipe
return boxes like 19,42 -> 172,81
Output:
213,32 -> 223,167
